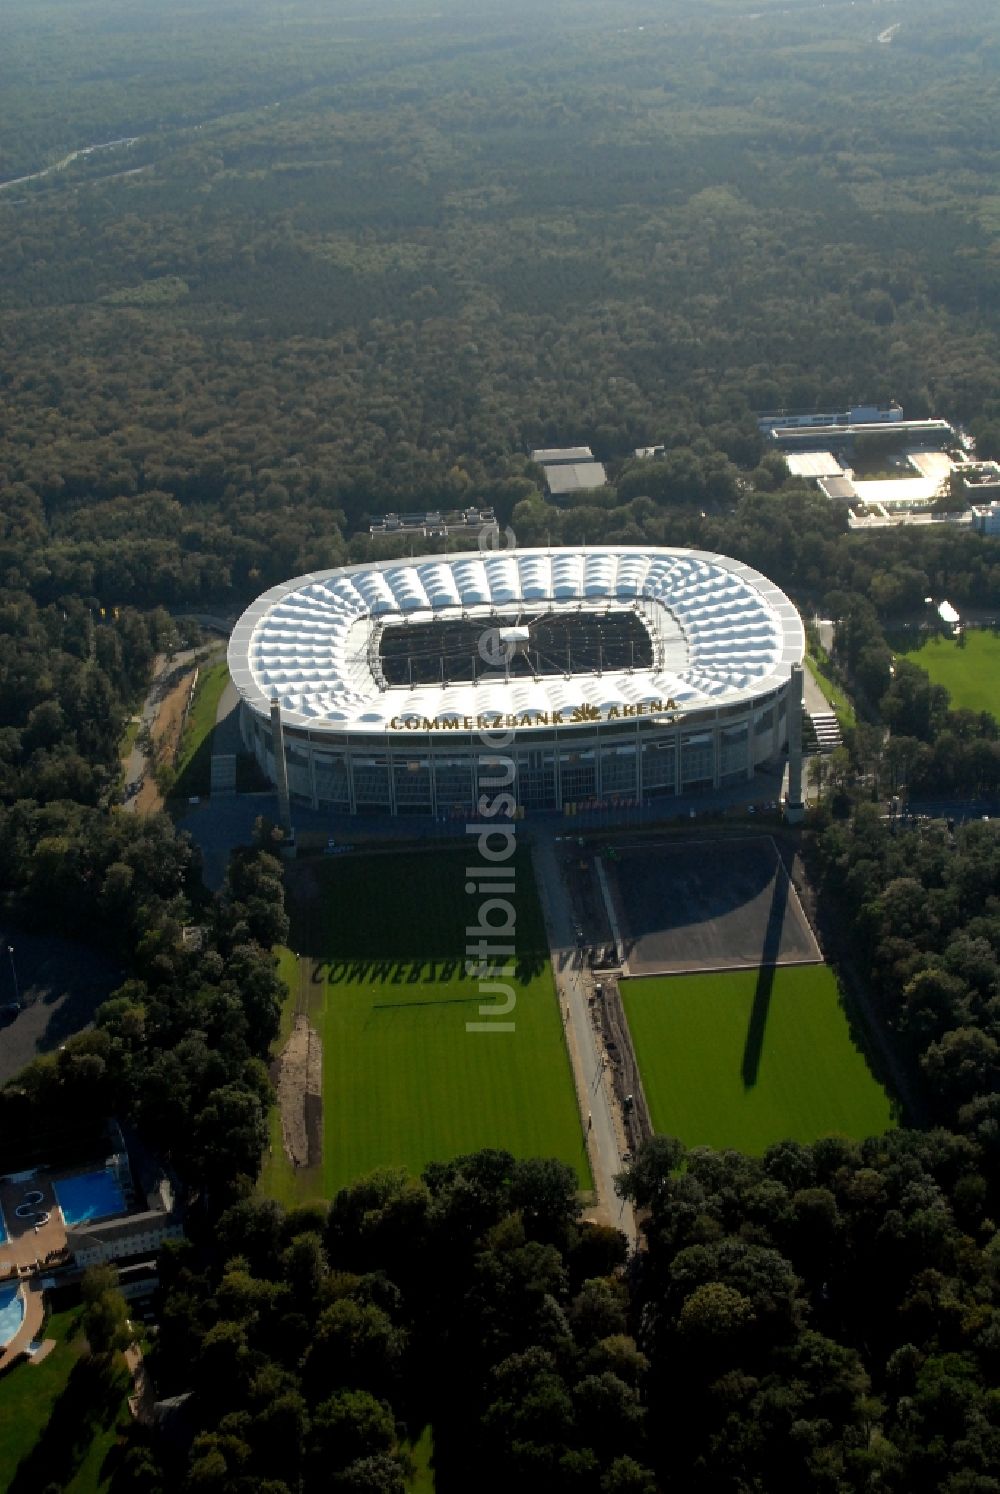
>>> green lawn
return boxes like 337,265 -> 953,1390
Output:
170,659 -> 230,798
805,653 -> 856,729
404,1424 -> 435,1493
622,965 -> 896,1155
0,1309 -> 132,1493
117,717 -> 140,763
264,848 -> 590,1201
896,629 -> 1000,719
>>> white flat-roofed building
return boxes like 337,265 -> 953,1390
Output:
369,507 -> 498,541
769,418 -> 952,451
757,401 -> 903,433
785,451 -> 844,479
228,547 -> 805,815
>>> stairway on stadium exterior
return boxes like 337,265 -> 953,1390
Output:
808,710 -> 843,754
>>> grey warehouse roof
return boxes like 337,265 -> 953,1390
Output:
227,547 -> 804,736
544,462 -> 609,495
530,446 -> 595,464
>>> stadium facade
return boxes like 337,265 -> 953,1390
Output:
227,547 -> 806,818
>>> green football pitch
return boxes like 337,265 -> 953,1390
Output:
621,966 -> 896,1155
269,848 -> 590,1199
896,629 -> 1000,718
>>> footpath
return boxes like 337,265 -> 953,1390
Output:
531,834 -> 637,1248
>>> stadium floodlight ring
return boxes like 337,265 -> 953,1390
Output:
228,546 -> 804,736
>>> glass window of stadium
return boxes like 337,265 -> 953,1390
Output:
516,747 -> 556,808
393,757 -> 432,810
435,757 -> 475,809
720,722 -> 749,782
602,745 -> 638,794
314,755 -> 350,806
353,756 -> 392,809
681,731 -> 714,787
560,747 -> 597,803
642,740 -> 676,794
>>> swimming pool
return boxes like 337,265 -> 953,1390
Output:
0,1283 -> 24,1347
53,1171 -> 126,1227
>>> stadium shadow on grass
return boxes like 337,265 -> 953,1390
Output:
314,956 -> 546,986
741,864 -> 790,1089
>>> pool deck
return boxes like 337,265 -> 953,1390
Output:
0,1280 -> 45,1373
0,1175 -> 69,1278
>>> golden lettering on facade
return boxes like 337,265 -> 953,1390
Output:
387,697 -> 682,730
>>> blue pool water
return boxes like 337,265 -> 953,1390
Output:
0,1283 -> 24,1347
53,1171 -> 126,1227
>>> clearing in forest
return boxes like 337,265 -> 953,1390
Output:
896,628 -> 1000,719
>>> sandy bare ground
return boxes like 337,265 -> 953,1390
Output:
274,1015 -> 323,1170
136,666 -> 197,814
126,1341 -> 154,1423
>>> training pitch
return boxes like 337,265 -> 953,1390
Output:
896,629 -> 1000,718
621,966 -> 896,1155
275,848 -> 590,1199
604,836 -> 821,975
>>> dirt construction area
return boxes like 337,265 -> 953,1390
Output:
135,664 -> 198,813
272,1014 -> 323,1170
602,836 -> 822,976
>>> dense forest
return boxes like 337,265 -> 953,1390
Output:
3,0 -> 1000,1489
2,0 -> 1000,611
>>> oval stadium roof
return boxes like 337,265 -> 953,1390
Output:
228,547 -> 804,734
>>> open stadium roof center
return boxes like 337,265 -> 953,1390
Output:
378,609 -> 655,686
228,548 -> 806,815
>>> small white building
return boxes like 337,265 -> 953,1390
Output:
67,1210 -> 184,1269
756,401 -> 903,433
969,503 -> 1000,536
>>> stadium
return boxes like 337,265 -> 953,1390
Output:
227,546 -> 806,817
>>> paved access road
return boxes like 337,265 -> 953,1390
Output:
531,835 -> 637,1248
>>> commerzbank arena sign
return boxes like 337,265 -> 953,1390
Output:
388,698 -> 680,732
